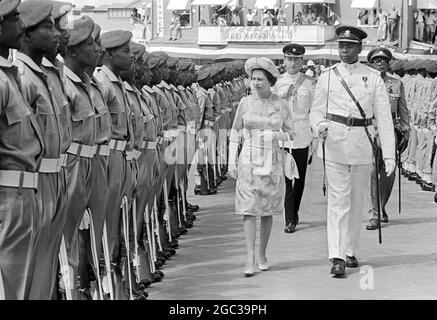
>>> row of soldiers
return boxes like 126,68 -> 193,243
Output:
389,59 -> 437,203
0,0 -> 247,300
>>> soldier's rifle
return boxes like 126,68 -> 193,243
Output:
88,209 -> 104,300
121,196 -> 134,300
162,179 -> 173,242
102,221 -> 115,299
144,204 -> 157,273
153,196 -> 164,253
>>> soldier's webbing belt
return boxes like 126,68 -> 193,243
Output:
333,67 -> 377,154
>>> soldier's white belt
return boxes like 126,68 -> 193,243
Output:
0,170 -> 39,189
164,129 -> 178,139
141,141 -> 157,150
39,156 -> 65,173
67,143 -> 97,159
95,144 -> 111,157
109,139 -> 128,152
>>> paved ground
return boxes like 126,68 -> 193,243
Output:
148,159 -> 437,300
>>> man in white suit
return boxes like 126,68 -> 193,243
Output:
309,26 -> 396,277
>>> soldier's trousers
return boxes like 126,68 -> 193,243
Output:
106,150 -> 127,263
325,161 -> 372,261
432,140 -> 437,184
29,171 -> 66,300
63,155 -> 92,295
415,129 -> 428,174
284,147 -> 309,225
405,126 -> 418,171
0,187 -> 40,300
371,147 -> 396,214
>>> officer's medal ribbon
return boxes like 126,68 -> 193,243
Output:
362,76 -> 368,89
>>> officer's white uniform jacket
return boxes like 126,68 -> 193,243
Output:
309,61 -> 396,165
274,72 -> 315,149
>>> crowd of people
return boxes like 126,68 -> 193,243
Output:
415,9 -> 437,44
0,0 -> 247,300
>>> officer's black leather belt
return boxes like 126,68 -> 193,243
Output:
326,113 -> 373,127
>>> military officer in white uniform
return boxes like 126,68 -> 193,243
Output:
309,26 -> 396,277
274,43 -> 316,234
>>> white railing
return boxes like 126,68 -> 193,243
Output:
198,25 -> 334,45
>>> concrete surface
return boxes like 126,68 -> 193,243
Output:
148,158 -> 437,300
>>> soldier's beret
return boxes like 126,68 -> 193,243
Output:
131,42 -> 146,60
389,60 -> 401,72
197,66 -> 211,81
67,15 -> 94,47
0,0 -> 20,17
92,23 -> 101,40
19,0 -> 53,29
148,53 -> 161,69
367,47 -> 393,63
283,43 -> 305,58
156,51 -> 169,60
416,60 -> 428,70
167,56 -> 179,69
210,64 -> 226,77
100,30 -> 132,50
245,57 -> 280,80
51,1 -> 72,20
335,25 -> 367,44
177,60 -> 191,72
403,60 -> 416,71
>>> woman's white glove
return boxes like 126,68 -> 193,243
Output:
318,120 -> 330,141
384,159 -> 396,176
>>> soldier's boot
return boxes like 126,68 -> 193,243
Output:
196,165 -> 216,195
208,164 -> 217,190
422,181 -> 435,192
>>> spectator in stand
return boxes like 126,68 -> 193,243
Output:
312,16 -> 326,25
218,15 -> 228,26
211,13 -> 219,25
368,9 -> 376,25
231,11 -> 241,26
246,9 -> 258,26
376,9 -> 388,41
277,9 -> 287,26
199,19 -> 206,26
301,7 -> 312,25
294,12 -> 302,25
308,9 -> 316,22
262,10 -> 273,26
425,10 -> 437,43
415,9 -> 425,42
131,8 -> 142,25
169,11 -> 182,40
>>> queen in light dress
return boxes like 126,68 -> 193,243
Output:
228,57 -> 294,277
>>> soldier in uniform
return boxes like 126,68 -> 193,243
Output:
94,30 -> 134,300
309,26 -> 396,277
0,0 -> 45,300
39,1 -> 73,299
195,66 -> 217,196
274,43 -> 316,234
366,48 -> 410,230
15,0 -> 65,299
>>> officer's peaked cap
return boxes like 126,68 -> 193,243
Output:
283,43 -> 305,58
100,30 -> 132,50
335,25 -> 367,44
19,0 -> 53,29
367,47 -> 393,63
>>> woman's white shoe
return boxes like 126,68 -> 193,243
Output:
258,259 -> 270,271
244,265 -> 256,277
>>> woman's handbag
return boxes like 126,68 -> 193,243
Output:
281,149 -> 299,180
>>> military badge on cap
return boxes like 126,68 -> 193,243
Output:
282,43 -> 305,58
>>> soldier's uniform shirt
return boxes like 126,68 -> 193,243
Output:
0,55 -> 44,300
42,57 -> 71,154
274,72 -> 315,149
89,78 -> 112,146
197,86 -> 215,130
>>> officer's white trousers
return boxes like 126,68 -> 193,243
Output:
325,161 -> 372,261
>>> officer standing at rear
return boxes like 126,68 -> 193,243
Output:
366,47 -> 410,231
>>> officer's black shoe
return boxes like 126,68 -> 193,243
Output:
381,210 -> 389,223
199,188 -> 217,196
139,279 -> 152,288
408,173 -> 418,181
154,261 -> 163,269
366,218 -> 379,230
330,259 -> 346,277
346,256 -> 359,268
170,239 -> 179,248
187,203 -> 199,212
284,223 -> 296,234
166,248 -> 176,256
133,291 -> 148,300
